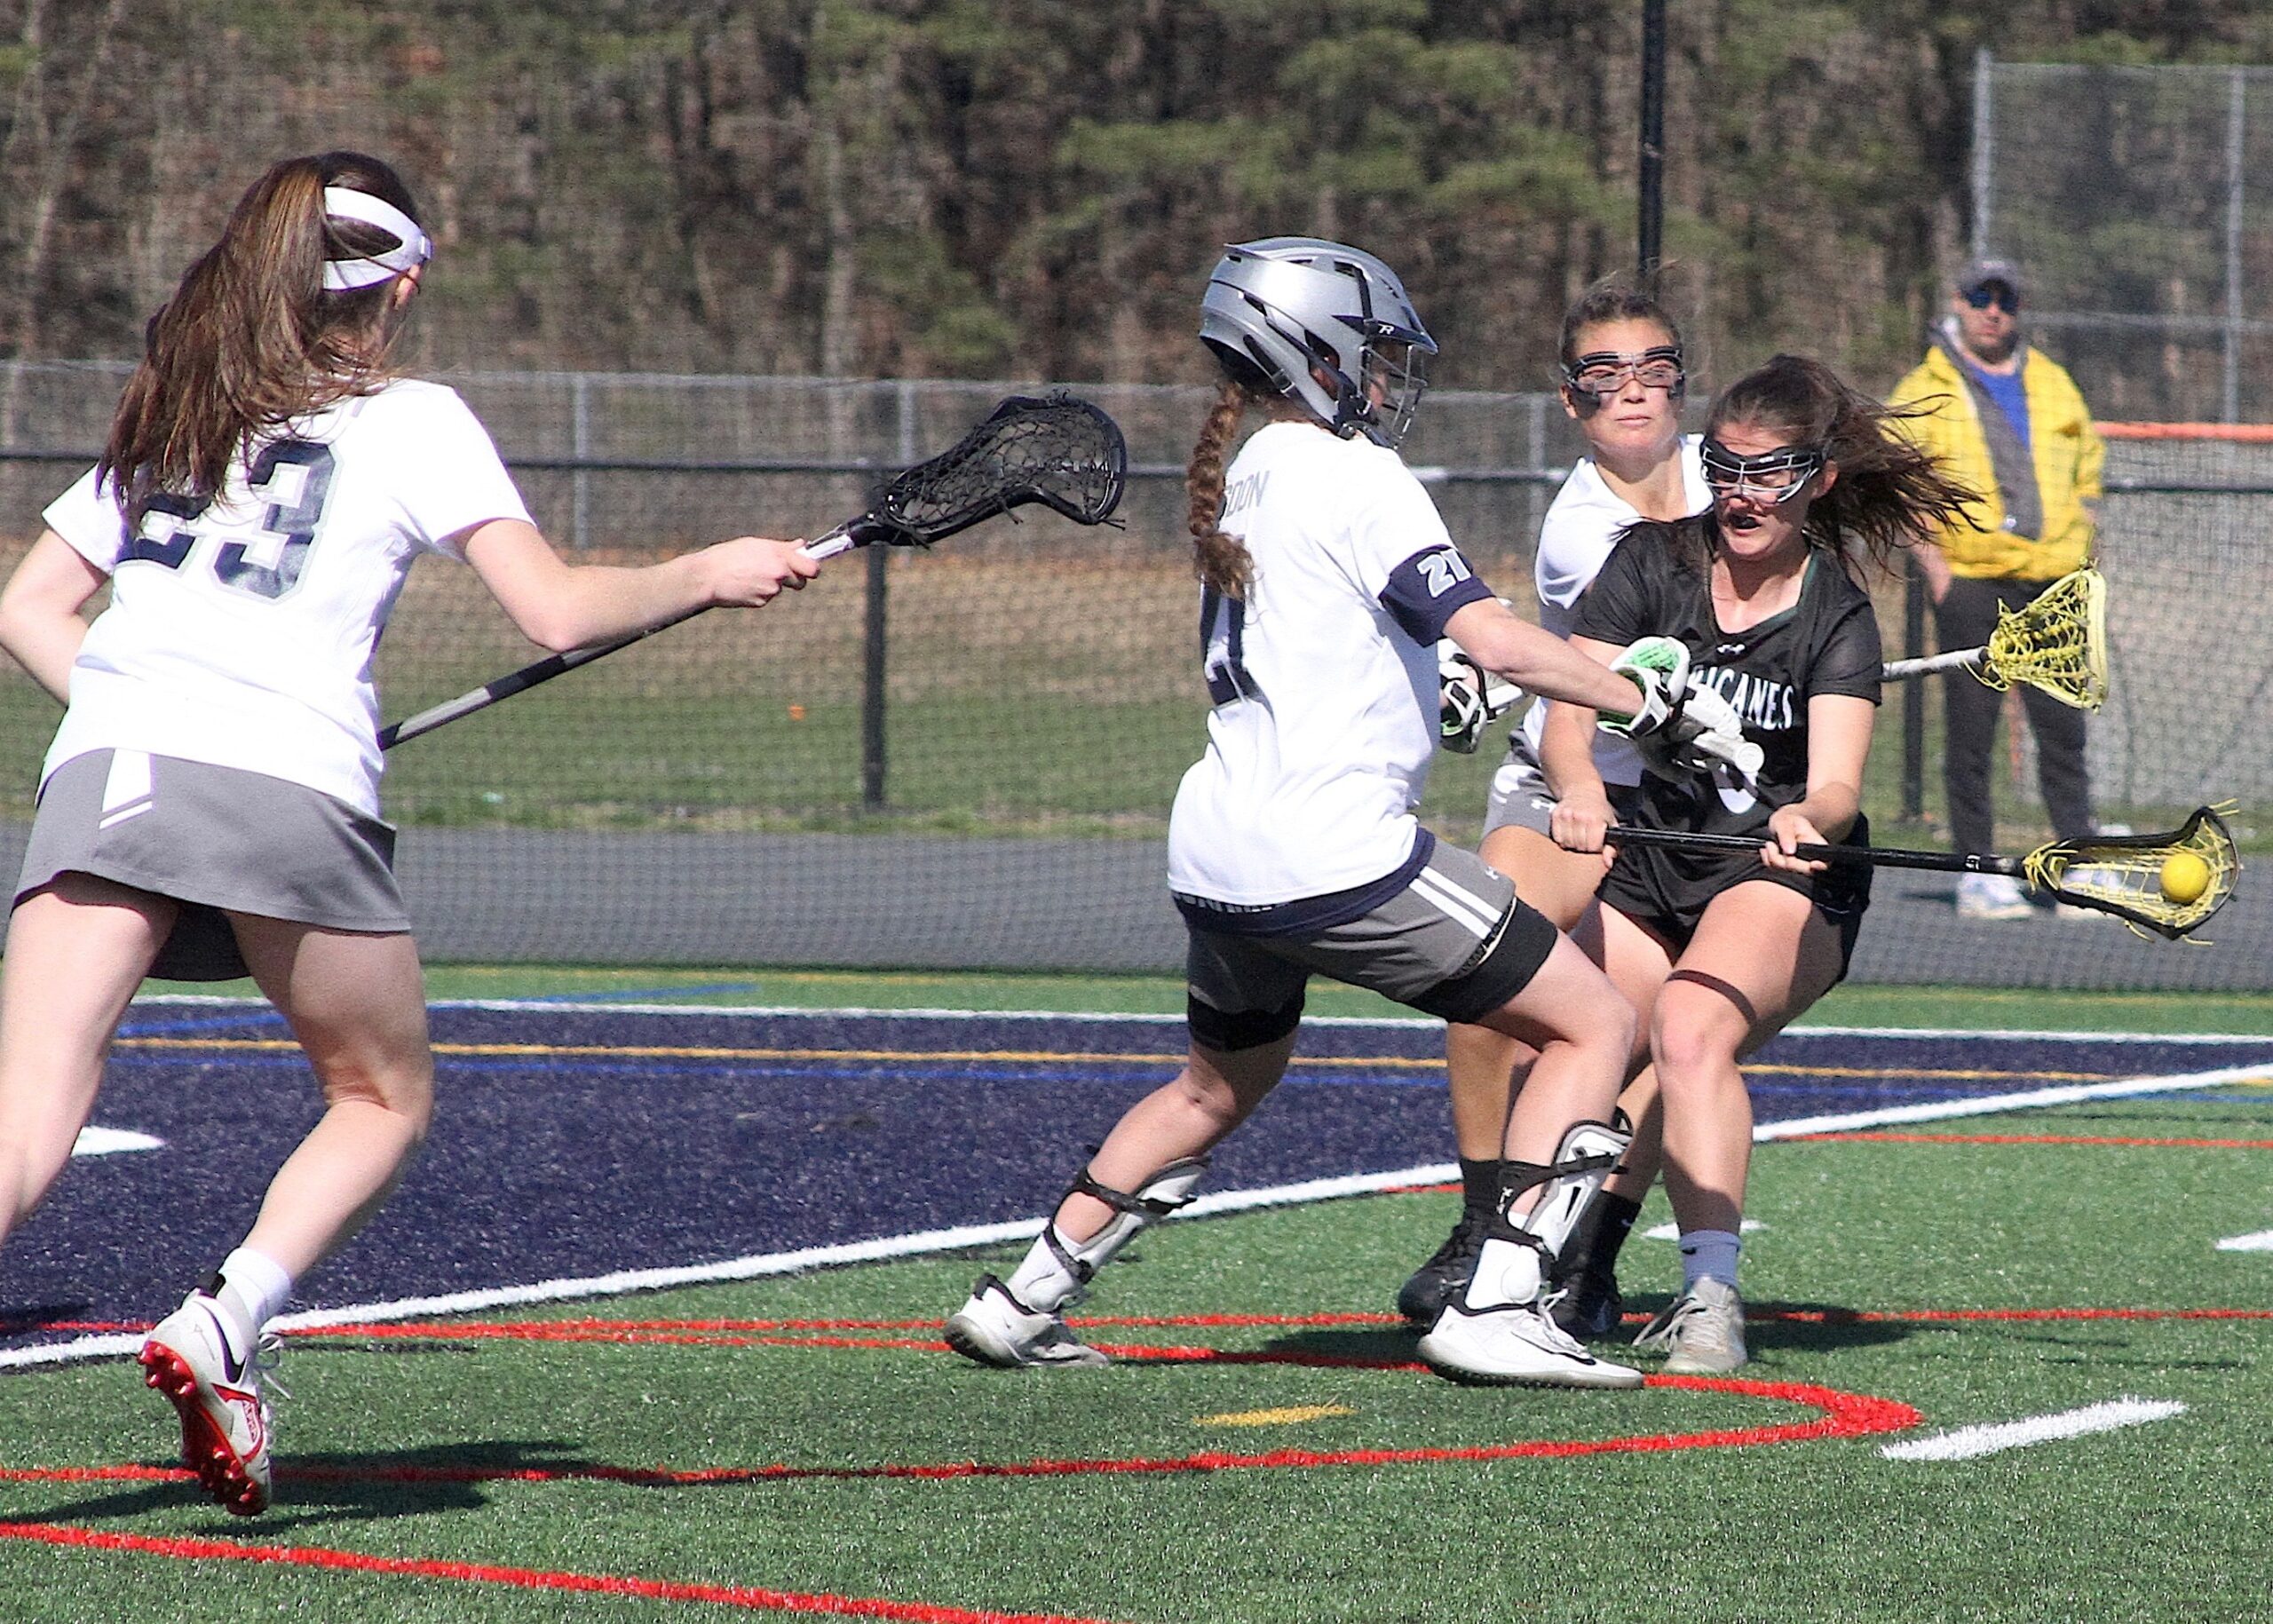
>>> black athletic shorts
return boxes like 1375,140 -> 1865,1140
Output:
1596,813 -> 1871,980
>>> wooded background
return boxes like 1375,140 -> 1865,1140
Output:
4,2 -> 2270,396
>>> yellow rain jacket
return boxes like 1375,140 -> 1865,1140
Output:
1889,338 -> 2104,581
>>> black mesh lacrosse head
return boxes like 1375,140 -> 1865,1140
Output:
867,392 -> 1127,545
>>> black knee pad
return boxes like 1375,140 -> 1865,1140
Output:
1186,990 -> 1304,1052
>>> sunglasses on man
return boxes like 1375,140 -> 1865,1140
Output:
1963,284 -> 2018,313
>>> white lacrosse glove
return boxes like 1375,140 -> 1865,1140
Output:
1636,676 -> 1766,784
1597,635 -> 1691,740
1438,640 -> 1526,754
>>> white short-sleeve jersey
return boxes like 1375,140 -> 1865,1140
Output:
1519,434 -> 1707,786
1167,421 -> 1494,911
40,379 -> 531,817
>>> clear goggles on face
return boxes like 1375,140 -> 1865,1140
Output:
1700,436 -> 1826,503
1563,346 -> 1685,399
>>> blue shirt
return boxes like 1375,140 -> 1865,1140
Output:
1967,360 -> 2031,454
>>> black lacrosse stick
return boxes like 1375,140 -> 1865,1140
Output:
381,391 -> 1129,749
831,391 -> 1127,552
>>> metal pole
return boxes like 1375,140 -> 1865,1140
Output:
1638,0 -> 1666,294
571,373 -> 591,550
2225,67 -> 2246,424
1902,558 -> 1928,823
860,382 -> 910,811
1970,50 -> 1993,263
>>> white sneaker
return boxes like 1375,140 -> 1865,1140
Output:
1417,1297 -> 1644,1389
1632,1278 -> 1747,1374
139,1292 -> 281,1516
943,1273 -> 1108,1368
1955,873 -> 2033,920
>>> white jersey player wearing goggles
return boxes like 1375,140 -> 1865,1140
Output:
944,237 -> 1698,1390
1401,284 -> 1711,1338
0,152 -> 819,1515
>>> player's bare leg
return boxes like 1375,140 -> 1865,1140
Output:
1406,824 -> 1610,1323
231,916 -> 435,1279
139,917 -> 435,1517
1542,899 -> 1678,1335
0,874 -> 170,1244
1635,881 -> 1845,1373
945,1034 -> 1295,1368
1416,933 -> 1643,1387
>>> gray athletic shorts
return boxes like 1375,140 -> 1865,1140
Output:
1185,841 -> 1560,1037
14,749 -> 409,982
1482,735 -> 1645,838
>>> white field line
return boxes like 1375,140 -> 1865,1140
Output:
18,1016 -> 2259,1373
1881,1398 -> 2187,1462
69,1127 -> 162,1157
1754,1059 -> 2273,1140
2216,1230 -> 2273,1252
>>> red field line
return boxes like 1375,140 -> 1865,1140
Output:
0,1523 -> 1110,1623
1789,1130 -> 2273,1150
0,1371 -> 1918,1497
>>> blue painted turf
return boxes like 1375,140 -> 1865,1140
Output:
3,1001 -> 2267,1349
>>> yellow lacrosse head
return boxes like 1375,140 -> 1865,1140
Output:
2022,803 -> 2239,939
1976,566 -> 2108,710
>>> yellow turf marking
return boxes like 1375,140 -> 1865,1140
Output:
1194,1405 -> 1355,1428
111,1035 -> 2145,1085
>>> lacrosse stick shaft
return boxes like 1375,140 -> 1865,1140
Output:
378,525 -> 852,751
1604,824 -> 2025,876
1881,646 -> 1984,681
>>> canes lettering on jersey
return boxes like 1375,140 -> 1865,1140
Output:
1573,514 -> 1881,848
1693,666 -> 1797,733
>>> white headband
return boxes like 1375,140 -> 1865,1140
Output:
321,186 -> 432,291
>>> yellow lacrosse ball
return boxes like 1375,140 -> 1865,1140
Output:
2159,851 -> 2213,906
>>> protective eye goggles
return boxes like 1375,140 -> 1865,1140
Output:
1563,346 -> 1685,398
1962,284 -> 2018,313
1700,437 -> 1826,503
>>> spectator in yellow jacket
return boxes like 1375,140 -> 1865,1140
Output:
1889,257 -> 2105,919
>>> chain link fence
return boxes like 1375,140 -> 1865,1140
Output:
2,363 -> 2269,986
1975,56 -> 2273,423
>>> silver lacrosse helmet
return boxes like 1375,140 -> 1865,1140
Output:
1199,236 -> 1437,448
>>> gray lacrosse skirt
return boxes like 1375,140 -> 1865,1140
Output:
13,749 -> 410,982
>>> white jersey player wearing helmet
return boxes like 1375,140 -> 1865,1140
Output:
1401,284 -> 1709,1337
0,151 -> 818,1515
944,237 -> 1700,1390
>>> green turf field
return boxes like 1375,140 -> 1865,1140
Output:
3,1080 -> 2267,1622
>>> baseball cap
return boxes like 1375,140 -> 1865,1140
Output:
1958,257 -> 2024,301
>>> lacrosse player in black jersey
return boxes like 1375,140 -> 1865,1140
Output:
1541,355 -> 1972,1372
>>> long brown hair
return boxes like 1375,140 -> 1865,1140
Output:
99,151 -> 424,526
1701,353 -> 1976,576
1185,351 -> 1279,597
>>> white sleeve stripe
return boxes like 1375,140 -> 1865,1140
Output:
1408,868 -> 1498,939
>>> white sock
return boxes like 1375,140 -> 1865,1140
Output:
1678,1228 -> 1742,1292
213,1246 -> 295,1347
